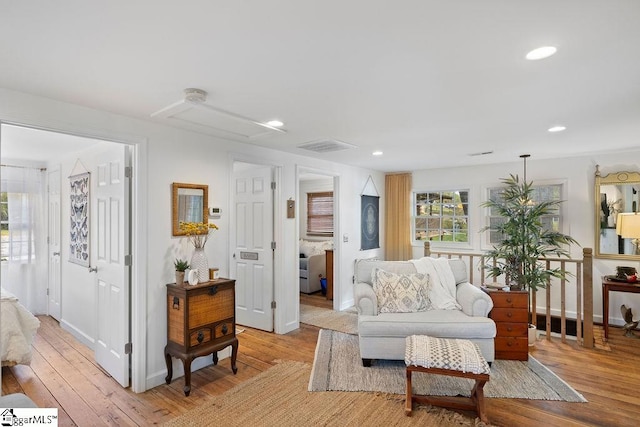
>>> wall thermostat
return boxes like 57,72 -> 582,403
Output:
209,207 -> 221,218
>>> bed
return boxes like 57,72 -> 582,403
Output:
1,288 -> 40,367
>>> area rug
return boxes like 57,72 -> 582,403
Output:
300,303 -> 358,335
309,329 -> 586,403
163,361 -> 494,426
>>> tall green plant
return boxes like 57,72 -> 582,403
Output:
481,175 -> 578,291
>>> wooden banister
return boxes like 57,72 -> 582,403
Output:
422,241 -> 594,349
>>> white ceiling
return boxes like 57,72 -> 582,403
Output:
2,1 -> 639,171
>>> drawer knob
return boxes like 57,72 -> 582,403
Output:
221,323 -> 228,335
507,312 -> 513,318
507,341 -> 513,346
197,331 -> 204,343
506,297 -> 512,303
507,326 -> 513,332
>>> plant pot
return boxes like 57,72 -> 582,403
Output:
175,271 -> 185,286
528,324 -> 537,346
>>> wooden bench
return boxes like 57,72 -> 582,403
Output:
405,335 -> 491,423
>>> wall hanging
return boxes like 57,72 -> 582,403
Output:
361,175 -> 380,250
69,160 -> 90,267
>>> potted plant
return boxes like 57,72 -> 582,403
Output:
481,174 -> 578,345
174,259 -> 190,286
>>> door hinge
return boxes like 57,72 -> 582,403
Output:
271,181 -> 276,190
125,343 -> 132,354
47,236 -> 50,244
46,288 -> 49,296
271,301 -> 276,309
271,241 -> 276,250
125,166 -> 133,178
125,254 -> 132,266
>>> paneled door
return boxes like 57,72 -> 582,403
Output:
231,164 -> 274,331
92,144 -> 131,387
47,167 -> 61,320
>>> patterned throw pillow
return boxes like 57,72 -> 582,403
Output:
372,268 -> 432,313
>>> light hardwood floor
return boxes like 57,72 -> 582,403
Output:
3,292 -> 640,426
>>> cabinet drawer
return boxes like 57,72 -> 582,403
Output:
214,320 -> 234,339
490,308 -> 528,322
189,327 -> 213,347
490,292 -> 528,308
495,322 -> 528,337
495,349 -> 529,361
189,287 -> 235,328
495,336 -> 528,352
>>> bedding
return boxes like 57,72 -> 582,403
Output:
1,288 -> 40,366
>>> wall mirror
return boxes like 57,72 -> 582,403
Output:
172,182 -> 208,236
595,166 -> 640,259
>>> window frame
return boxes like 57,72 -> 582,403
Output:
482,179 -> 568,250
306,191 -> 334,237
412,188 -> 471,248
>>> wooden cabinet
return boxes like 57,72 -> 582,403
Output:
488,290 -> 529,361
325,249 -> 334,300
164,279 -> 238,396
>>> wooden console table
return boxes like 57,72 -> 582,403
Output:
165,279 -> 238,396
602,277 -> 640,341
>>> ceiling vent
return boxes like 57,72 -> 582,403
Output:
468,150 -> 494,157
297,139 -> 358,153
150,88 -> 286,140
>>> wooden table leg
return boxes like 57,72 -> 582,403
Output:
182,357 -> 193,396
164,346 -> 173,384
230,338 -> 239,374
603,283 -> 609,341
405,369 -> 413,416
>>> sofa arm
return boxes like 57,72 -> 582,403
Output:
354,282 -> 378,316
456,282 -> 493,317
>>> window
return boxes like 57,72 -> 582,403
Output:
486,184 -> 562,244
307,192 -> 333,236
0,190 -> 35,262
413,190 -> 469,243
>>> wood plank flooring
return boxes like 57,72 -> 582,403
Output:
3,292 -> 640,426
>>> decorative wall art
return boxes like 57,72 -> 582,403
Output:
361,194 -> 380,250
360,175 -> 381,250
69,172 -> 90,266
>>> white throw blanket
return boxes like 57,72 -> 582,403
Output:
410,257 -> 461,310
1,288 -> 40,366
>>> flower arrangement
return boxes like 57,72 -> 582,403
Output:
179,221 -> 219,248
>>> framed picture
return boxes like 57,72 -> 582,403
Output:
69,172 -> 90,266
361,195 -> 380,250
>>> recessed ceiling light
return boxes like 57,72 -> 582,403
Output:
372,151 -> 383,156
548,125 -> 566,133
526,46 -> 557,60
266,120 -> 284,127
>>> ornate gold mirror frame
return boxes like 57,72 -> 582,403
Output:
594,166 -> 640,259
172,182 -> 208,236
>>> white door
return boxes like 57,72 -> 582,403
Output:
92,145 -> 131,387
47,168 -> 61,320
231,165 -> 274,331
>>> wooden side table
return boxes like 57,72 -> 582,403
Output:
602,277 -> 640,341
164,279 -> 238,396
487,290 -> 529,360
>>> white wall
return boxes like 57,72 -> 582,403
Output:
0,87 -> 384,391
411,152 -> 640,327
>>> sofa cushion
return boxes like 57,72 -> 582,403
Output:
300,239 -> 333,257
372,268 -> 432,313
358,310 -> 496,340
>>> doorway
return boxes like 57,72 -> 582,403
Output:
0,122 -> 145,391
297,167 -> 339,312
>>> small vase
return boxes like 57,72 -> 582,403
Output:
190,247 -> 209,283
175,271 -> 185,286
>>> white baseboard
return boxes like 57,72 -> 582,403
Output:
60,319 -> 95,348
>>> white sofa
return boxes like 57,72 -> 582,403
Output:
354,258 -> 496,365
299,239 -> 333,294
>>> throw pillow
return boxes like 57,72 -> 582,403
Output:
372,268 -> 432,313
